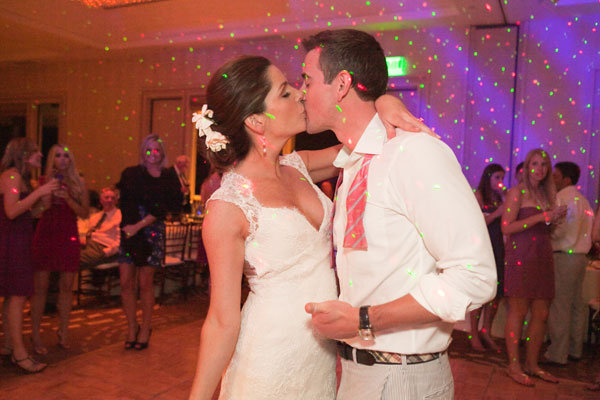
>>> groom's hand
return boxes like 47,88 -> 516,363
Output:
305,300 -> 359,340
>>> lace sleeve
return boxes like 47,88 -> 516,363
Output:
207,172 -> 260,238
279,152 -> 314,184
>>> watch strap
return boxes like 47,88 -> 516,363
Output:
359,305 -> 372,330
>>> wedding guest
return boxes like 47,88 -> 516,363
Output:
31,144 -> 90,352
515,161 -> 524,186
544,162 -> 593,365
590,203 -> 600,256
199,168 -> 221,212
470,163 -> 506,352
0,138 -> 57,373
502,148 -> 565,386
117,134 -> 182,350
80,187 -> 122,267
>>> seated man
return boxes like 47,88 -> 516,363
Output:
80,187 -> 121,266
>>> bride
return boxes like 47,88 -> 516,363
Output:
188,55 -> 426,400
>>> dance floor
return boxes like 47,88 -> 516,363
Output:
0,291 -> 598,399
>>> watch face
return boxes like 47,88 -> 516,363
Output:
359,329 -> 374,341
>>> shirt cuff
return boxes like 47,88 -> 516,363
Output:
409,275 -> 473,323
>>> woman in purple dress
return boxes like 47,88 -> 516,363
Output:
502,149 -> 566,386
31,144 -> 89,352
0,138 -> 58,373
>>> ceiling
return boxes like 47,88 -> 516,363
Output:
0,0 -> 598,63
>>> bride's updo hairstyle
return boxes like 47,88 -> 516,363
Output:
202,55 -> 273,171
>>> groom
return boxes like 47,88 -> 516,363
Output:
303,29 -> 497,399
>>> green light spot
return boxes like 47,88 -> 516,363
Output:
386,56 -> 408,77
265,112 -> 275,119
336,105 -> 342,112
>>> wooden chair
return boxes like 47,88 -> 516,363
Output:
184,221 -> 208,292
156,222 -> 189,304
76,258 -> 120,306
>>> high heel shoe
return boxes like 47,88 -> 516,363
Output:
11,354 -> 47,374
134,328 -> 152,351
30,338 -> 48,355
56,330 -> 70,350
124,325 -> 140,350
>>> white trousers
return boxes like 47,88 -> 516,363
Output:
336,352 -> 453,400
545,252 -> 588,363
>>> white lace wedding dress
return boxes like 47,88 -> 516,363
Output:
209,152 -> 338,400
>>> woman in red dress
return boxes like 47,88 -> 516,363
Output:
502,149 -> 566,386
0,138 -> 58,373
31,144 -> 89,353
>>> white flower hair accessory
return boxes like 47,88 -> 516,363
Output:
192,104 -> 229,152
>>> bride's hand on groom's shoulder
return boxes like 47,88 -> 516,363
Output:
305,300 -> 358,340
376,94 -> 439,140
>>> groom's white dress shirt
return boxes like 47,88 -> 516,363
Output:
333,114 -> 496,354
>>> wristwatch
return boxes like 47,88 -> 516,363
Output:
358,305 -> 375,341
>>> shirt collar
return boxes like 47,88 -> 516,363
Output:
333,113 -> 386,169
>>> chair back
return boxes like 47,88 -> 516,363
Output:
185,222 -> 202,261
163,222 -> 189,264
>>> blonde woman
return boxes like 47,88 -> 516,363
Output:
502,148 -> 566,386
116,134 -> 182,350
31,144 -> 89,352
0,138 -> 58,373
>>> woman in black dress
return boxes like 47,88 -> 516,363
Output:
117,134 -> 182,350
469,163 -> 506,352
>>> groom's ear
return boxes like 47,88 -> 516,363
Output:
244,113 -> 266,134
335,70 -> 353,102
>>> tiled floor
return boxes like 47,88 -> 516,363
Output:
1,291 -> 598,399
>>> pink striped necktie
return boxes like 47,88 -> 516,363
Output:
343,154 -> 374,250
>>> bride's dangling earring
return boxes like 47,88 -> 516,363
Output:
261,136 -> 267,156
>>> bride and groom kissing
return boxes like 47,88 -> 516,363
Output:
189,28 -> 497,400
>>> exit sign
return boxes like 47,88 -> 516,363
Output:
386,56 -> 408,77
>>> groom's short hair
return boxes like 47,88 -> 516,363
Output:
302,29 -> 388,102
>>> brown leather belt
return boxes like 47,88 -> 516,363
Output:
337,341 -> 445,366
